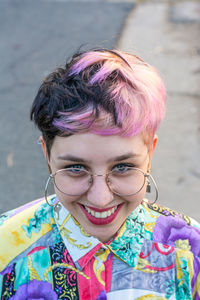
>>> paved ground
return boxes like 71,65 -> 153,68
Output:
1,0 -> 200,222
118,0 -> 200,221
0,0 -> 133,213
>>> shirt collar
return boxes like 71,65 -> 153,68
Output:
53,200 -> 145,269
109,205 -> 145,267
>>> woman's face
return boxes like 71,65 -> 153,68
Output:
44,133 -> 156,242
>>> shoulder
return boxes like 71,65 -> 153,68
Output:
0,196 -> 57,272
141,201 -> 200,298
142,200 -> 200,255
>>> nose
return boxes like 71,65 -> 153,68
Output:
86,175 -> 114,208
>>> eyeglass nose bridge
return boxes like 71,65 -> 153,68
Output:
92,174 -> 107,177
89,173 -> 111,185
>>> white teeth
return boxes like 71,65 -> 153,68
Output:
95,212 -> 101,218
101,212 -> 107,218
85,206 -> 117,219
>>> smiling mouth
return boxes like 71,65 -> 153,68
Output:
84,206 -> 117,219
79,203 -> 123,225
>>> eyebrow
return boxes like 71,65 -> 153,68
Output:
57,155 -> 90,163
57,152 -> 140,163
108,153 -> 140,162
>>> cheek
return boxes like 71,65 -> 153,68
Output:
139,182 -> 148,199
123,184 -> 147,204
55,188 -> 79,206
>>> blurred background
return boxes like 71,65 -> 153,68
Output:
0,0 -> 200,221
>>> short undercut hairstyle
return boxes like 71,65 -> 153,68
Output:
31,48 -> 166,156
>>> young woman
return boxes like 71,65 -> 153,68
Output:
0,49 -> 199,299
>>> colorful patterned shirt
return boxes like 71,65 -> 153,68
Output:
0,196 -> 200,299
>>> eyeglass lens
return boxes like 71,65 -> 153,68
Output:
53,168 -> 146,196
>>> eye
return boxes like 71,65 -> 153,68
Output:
65,164 -> 85,171
112,163 -> 134,173
63,164 -> 88,176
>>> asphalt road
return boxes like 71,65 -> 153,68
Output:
0,0 -> 134,213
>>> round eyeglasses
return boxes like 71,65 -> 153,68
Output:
45,166 -> 151,199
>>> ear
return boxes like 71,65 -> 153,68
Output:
147,135 -> 158,171
151,134 -> 158,154
40,136 -> 49,163
40,136 -> 52,173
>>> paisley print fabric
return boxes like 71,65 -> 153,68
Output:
0,196 -> 200,299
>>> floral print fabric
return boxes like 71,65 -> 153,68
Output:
0,196 -> 200,299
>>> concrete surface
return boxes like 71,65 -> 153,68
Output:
0,0 -> 200,222
0,0 -> 133,213
118,0 -> 200,221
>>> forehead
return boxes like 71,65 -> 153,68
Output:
50,133 -> 148,161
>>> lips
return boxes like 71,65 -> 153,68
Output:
79,203 -> 123,225
85,205 -> 117,218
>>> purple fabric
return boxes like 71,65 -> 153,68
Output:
97,290 -> 107,300
11,198 -> 45,217
10,280 -> 57,300
153,215 -> 200,256
191,254 -> 200,298
0,264 -> 14,276
154,215 -> 200,296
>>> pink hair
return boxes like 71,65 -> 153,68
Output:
53,50 -> 166,142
